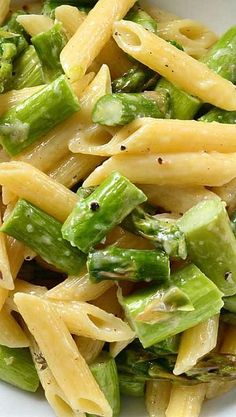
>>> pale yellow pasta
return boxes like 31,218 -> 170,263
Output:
212,178 -> 236,214
220,324 -> 236,354
16,14 -> 53,36
145,380 -> 171,417
93,286 -> 124,318
0,161 -> 78,222
55,5 -> 85,39
206,380 -> 236,400
158,19 -> 217,58
71,72 -> 95,98
74,118 -> 236,156
0,0 -> 10,26
110,336 -> 135,358
75,336 -> 104,364
165,384 -> 206,417
23,246 -> 36,262
2,187 -> 17,205
113,21 -> 236,111
15,293 -> 112,417
69,124 -> 112,155
46,270 -> 114,302
60,0 -> 136,81
84,152 -> 236,187
0,86 -> 43,117
6,279 -> 47,312
0,208 -> 14,290
0,306 -> 29,348
48,299 -> 134,342
139,1 -> 178,23
174,315 -> 219,375
140,184 -> 219,214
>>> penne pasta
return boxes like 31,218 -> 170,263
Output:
14,293 -> 112,417
145,380 -> 172,417
0,0 -> 10,26
75,336 -> 104,364
0,305 -> 29,348
206,380 -> 236,400
212,178 -> 236,214
16,14 -> 53,36
174,315 -> 219,375
0,207 -> 14,290
73,118 -> 236,156
166,384 -> 206,417
139,2 -> 178,23
84,152 -> 236,187
55,5 -> 85,39
113,21 -> 236,111
60,0 -> 136,81
110,336 -> 135,359
6,279 -> 47,312
0,86 -> 44,117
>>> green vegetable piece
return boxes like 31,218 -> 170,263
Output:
223,294 -> 236,313
121,264 -> 223,347
89,352 -> 120,417
0,199 -> 86,276
0,75 -> 80,156
167,40 -> 184,50
199,107 -> 236,123
126,3 -> 157,34
124,207 -> 187,259
62,172 -> 147,253
231,210 -> 236,236
148,335 -> 180,355
0,345 -> 39,392
87,246 -> 170,283
32,23 -> 67,82
220,311 -> 236,325
92,90 -> 171,126
42,0 -> 95,17
178,199 -> 236,296
119,374 -> 145,397
76,186 -> 96,200
112,65 -> 158,94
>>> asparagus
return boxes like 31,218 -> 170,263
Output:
112,65 -> 159,94
121,264 -> 223,347
231,210 -> 236,236
124,207 -> 187,259
0,199 -> 86,276
223,294 -> 236,313
7,46 -> 44,90
0,345 -> 39,392
126,3 -> 157,34
87,246 -> 170,283
0,75 -> 79,156
155,25 -> 236,119
119,374 -> 145,397
199,108 -> 236,123
92,90 -> 171,126
89,352 -> 120,417
167,40 -> 184,51
32,23 -> 67,82
62,172 -> 147,253
148,335 -> 180,355
42,0 -> 95,16
3,11 -> 29,52
76,186 -> 96,200
177,199 -> 236,296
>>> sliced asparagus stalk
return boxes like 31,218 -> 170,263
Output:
0,75 -> 79,156
148,335 -> 180,355
121,264 -> 223,347
199,108 -> 236,123
177,198 -> 236,296
119,374 -> 145,397
76,186 -> 96,200
126,3 -> 157,34
32,23 -> 67,82
92,90 -> 171,126
62,172 -> 147,253
0,345 -> 39,392
223,294 -> 236,313
42,0 -> 95,16
89,352 -> 120,417
8,46 -> 44,90
167,40 -> 184,50
0,199 -> 86,276
87,246 -> 170,283
124,207 -> 187,259
112,66 -> 158,94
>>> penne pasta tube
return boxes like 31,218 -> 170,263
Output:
84,152 -> 236,187
73,118 -> 236,156
145,380 -> 171,417
49,299 -> 134,342
16,14 -> 53,36
6,279 -> 47,312
110,337 -> 135,359
60,0 -> 136,82
0,161 -> 78,222
15,293 -> 112,417
0,306 -> 29,348
212,178 -> 236,214
220,324 -> 236,354
75,336 -> 104,364
0,208 -> 14,290
0,0 -> 10,26
174,315 -> 219,375
55,5 -> 85,39
139,2 -> 178,23
206,380 -> 236,400
0,86 -> 44,117
165,384 -> 206,417
113,21 -> 236,111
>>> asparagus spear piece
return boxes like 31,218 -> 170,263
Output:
89,352 -> 120,417
119,374 -> 145,397
126,3 -> 157,34
0,345 -> 39,392
167,40 -> 184,50
92,90 -> 171,126
32,23 -> 67,82
62,172 -> 147,253
42,0 -> 95,16
231,210 -> 236,236
0,199 -> 86,276
155,25 -> 236,119
76,186 -> 96,200
112,65 -> 159,94
148,335 -> 180,355
223,294 -> 236,313
87,246 -> 170,283
121,264 -> 223,347
124,207 -> 187,259
177,199 -> 236,296
199,108 -> 236,123
3,11 -> 29,52
7,46 -> 44,90
0,75 -> 79,156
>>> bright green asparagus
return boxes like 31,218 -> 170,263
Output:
177,199 -> 236,296
121,264 -> 223,347
89,352 -> 120,417
126,3 -> 157,34
8,46 -> 44,89
124,207 -> 187,259
0,75 -> 79,156
76,186 -> 96,200
112,66 -> 159,93
87,246 -> 170,283
42,0 -> 95,16
0,345 -> 39,392
62,172 -> 147,253
199,108 -> 236,123
0,199 -> 86,275
92,90 -> 171,126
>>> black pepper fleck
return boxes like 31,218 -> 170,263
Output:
120,145 -> 126,151
158,157 -> 163,165
165,64 -> 169,68
90,201 -> 100,211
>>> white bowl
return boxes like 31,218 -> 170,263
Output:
1,0 -> 236,416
